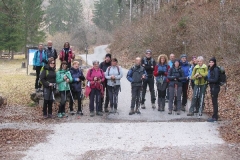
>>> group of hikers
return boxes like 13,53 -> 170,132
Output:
33,41 -> 222,122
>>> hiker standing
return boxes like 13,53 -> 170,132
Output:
40,58 -> 56,119
99,53 -> 112,112
167,59 -> 184,115
45,41 -> 58,61
207,57 -> 220,122
180,54 -> 191,111
153,54 -> 170,111
59,42 -> 75,68
187,56 -> 208,116
69,61 -> 86,115
166,53 -> 175,102
86,60 -> 105,117
141,50 -> 156,109
105,58 -> 123,113
56,61 -> 73,118
33,44 -> 48,92
189,56 -> 198,89
127,57 -> 147,115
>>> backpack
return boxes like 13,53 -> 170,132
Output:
143,57 -> 154,65
217,66 -> 226,86
89,68 -> 104,77
39,67 -> 49,85
108,66 -> 120,76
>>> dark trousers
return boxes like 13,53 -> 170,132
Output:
59,91 -> 70,113
189,84 -> 206,113
43,100 -> 53,116
35,66 -> 42,89
131,86 -> 141,109
107,85 -> 120,109
141,77 -> 156,104
89,88 -> 102,112
191,81 -> 195,90
182,82 -> 189,106
169,85 -> 182,111
69,91 -> 82,112
210,85 -> 220,120
102,83 -> 110,109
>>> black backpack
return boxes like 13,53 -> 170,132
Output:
217,66 -> 226,86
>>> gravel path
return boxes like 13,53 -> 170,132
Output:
21,45 -> 229,160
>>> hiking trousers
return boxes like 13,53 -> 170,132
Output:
69,91 -> 82,112
141,77 -> 156,104
35,66 -> 42,89
107,85 -> 120,109
189,84 -> 206,113
59,91 -> 70,113
43,100 -> 53,116
210,84 -> 220,120
131,86 -> 142,109
169,85 -> 182,111
182,81 -> 189,106
89,88 -> 102,112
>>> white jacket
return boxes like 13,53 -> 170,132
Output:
105,66 -> 123,86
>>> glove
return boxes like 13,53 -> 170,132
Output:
74,78 -> 80,82
79,75 -> 85,81
158,71 -> 164,76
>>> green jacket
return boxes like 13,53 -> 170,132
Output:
56,69 -> 73,91
191,64 -> 208,85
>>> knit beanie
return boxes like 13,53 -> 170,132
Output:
146,49 -> 152,54
209,57 -> 217,65
180,54 -> 187,59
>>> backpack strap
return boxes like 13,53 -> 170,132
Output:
108,66 -> 120,76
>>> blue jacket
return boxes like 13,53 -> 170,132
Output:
168,60 -> 174,68
127,65 -> 147,86
180,61 -> 190,83
70,67 -> 85,92
154,64 -> 169,83
33,50 -> 48,67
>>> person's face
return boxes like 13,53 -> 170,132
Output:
135,58 -> 141,65
193,58 -> 197,64
111,61 -> 117,66
49,61 -> 55,68
39,45 -> 43,51
48,42 -> 53,47
145,52 -> 151,58
174,61 -> 180,68
181,57 -> 187,63
105,57 -> 111,63
64,43 -> 69,48
93,62 -> 99,69
160,57 -> 165,64
73,63 -> 79,69
170,54 -> 175,61
62,64 -> 67,70
209,61 -> 214,67
198,59 -> 203,66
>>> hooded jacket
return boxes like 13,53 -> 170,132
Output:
45,47 -> 58,60
33,50 -> 48,67
40,65 -> 56,88
167,66 -> 185,87
56,69 -> 73,91
208,66 -> 219,85
100,61 -> 111,72
127,65 -> 147,86
191,64 -> 208,85
70,67 -> 85,92
86,68 -> 105,90
180,61 -> 190,83
59,48 -> 75,63
105,66 -> 123,86
141,57 -> 156,78
154,54 -> 170,83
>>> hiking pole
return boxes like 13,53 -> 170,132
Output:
137,80 -> 143,114
68,83 -> 75,104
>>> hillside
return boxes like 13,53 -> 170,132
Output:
110,0 -> 240,142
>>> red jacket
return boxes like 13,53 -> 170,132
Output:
59,48 -> 75,63
86,68 -> 105,90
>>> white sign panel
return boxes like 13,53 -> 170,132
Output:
28,49 -> 38,65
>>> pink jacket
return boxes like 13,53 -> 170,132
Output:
59,48 -> 75,63
86,68 -> 105,89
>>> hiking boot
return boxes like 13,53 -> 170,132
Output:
158,106 -> 161,111
152,103 -> 156,109
70,111 -> 75,115
194,110 -> 199,113
109,108 -> 115,113
57,113 -> 62,118
160,107 -> 164,112
135,108 -> 141,114
187,113 -> 194,116
62,112 -> 66,117
48,114 -> 53,118
129,108 -> 135,115
173,106 -> 177,111
168,110 -> 172,115
76,111 -> 83,115
177,110 -> 181,115
96,112 -> 103,116
90,112 -> 95,117
43,115 -> 48,119
104,108 -> 109,113
181,105 -> 186,111
207,118 -> 217,122
141,104 -> 146,109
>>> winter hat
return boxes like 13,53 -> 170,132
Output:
146,49 -> 152,54
105,53 -> 111,59
209,57 -> 216,64
180,54 -> 187,59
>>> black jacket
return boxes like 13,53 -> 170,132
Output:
141,57 -> 156,78
167,67 -> 185,87
45,47 -> 58,60
208,67 -> 219,85
99,61 -> 111,72
40,65 -> 56,88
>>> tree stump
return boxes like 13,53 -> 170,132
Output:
30,91 -> 61,106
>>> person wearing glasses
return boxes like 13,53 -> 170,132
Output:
86,60 -> 105,117
40,58 -> 56,119
56,61 -> 73,118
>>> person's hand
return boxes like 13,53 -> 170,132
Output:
49,83 -> 53,86
142,75 -> 146,79
75,78 -> 80,82
194,73 -> 199,78
64,75 -> 67,80
111,75 -> 115,79
66,79 -> 70,83
98,79 -> 102,83
158,71 -> 164,75
151,66 -> 153,68
142,64 -> 145,67
94,77 -> 98,81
